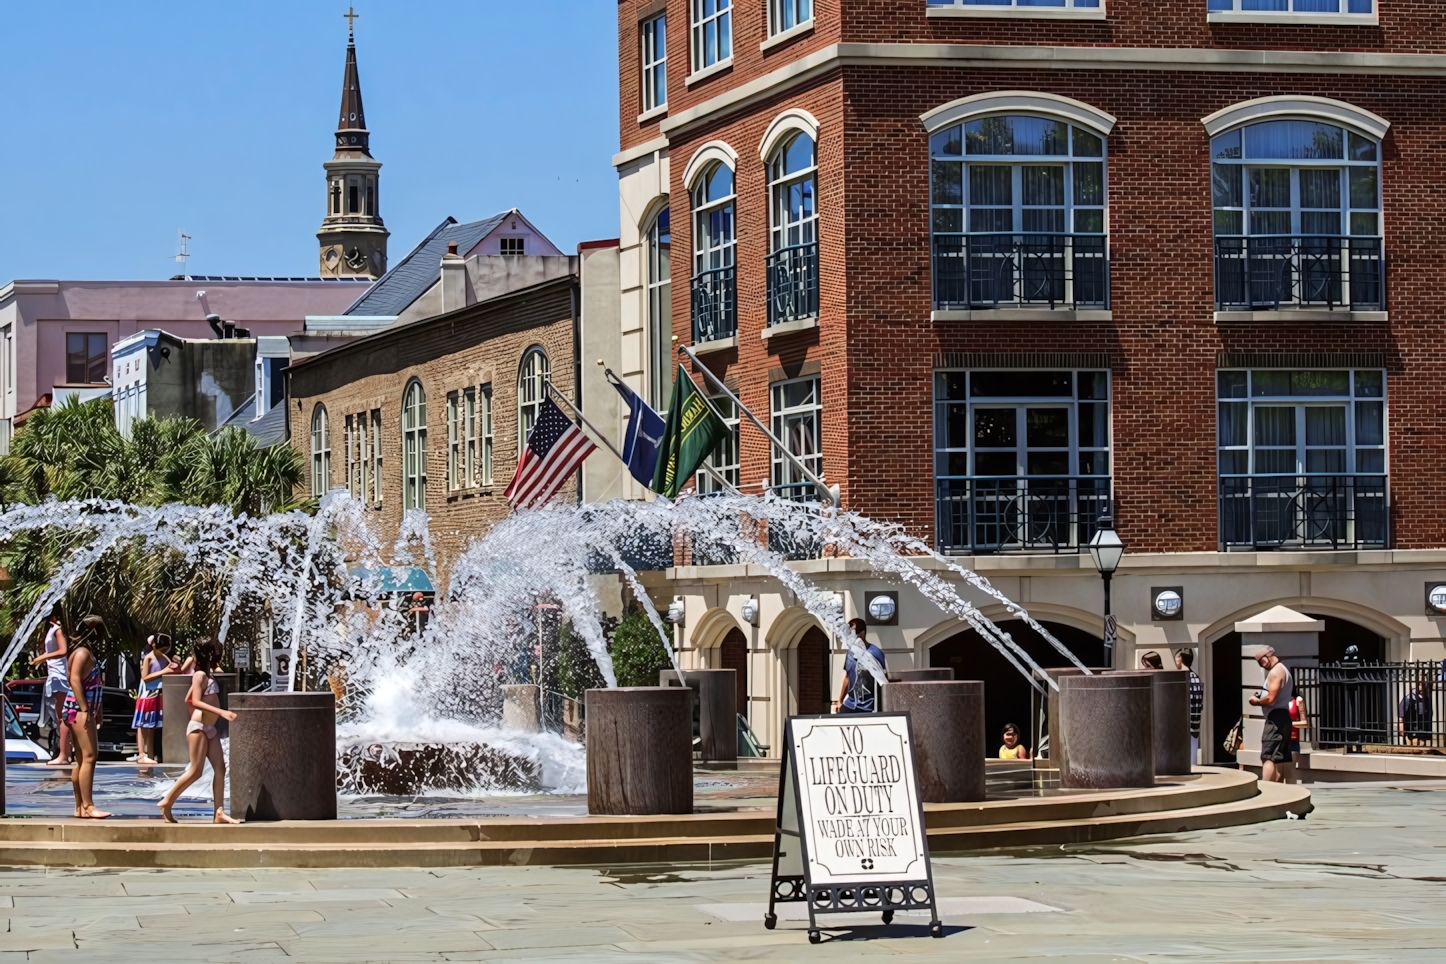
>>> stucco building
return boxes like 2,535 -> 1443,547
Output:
607,0 -> 1446,763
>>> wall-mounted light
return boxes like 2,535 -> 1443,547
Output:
666,597 -> 685,625
740,597 -> 759,625
1427,583 -> 1446,616
866,591 -> 898,626
1151,587 -> 1184,621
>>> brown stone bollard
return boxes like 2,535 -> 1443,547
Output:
661,669 -> 737,763
161,673 -> 193,764
1147,669 -> 1193,775
586,687 -> 693,815
886,668 -> 955,682
228,692 -> 337,821
881,680 -> 985,802
1058,673 -> 1155,789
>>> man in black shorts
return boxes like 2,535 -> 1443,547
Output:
1248,646 -> 1293,783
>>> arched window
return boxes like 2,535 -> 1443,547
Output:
402,380 -> 427,511
309,404 -> 330,498
646,207 -> 674,408
766,131 -> 817,325
691,162 -> 736,342
1211,118 -> 1382,311
518,347 -> 550,449
929,115 -> 1107,311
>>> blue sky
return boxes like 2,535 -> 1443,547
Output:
0,2 -> 620,280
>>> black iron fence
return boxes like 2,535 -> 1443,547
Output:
691,265 -> 737,343
932,233 -> 1109,311
1295,661 -> 1446,750
935,475 -> 1110,555
1218,473 -> 1388,550
1213,235 -> 1384,311
766,241 -> 818,327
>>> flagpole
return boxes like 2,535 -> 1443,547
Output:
602,367 -> 742,497
676,343 -> 836,507
543,380 -> 626,465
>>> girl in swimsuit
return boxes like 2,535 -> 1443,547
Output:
159,638 -> 240,824
28,604 -> 72,766
64,615 -> 112,819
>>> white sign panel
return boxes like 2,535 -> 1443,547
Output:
790,716 -> 927,885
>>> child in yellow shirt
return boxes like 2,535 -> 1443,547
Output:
999,723 -> 1030,760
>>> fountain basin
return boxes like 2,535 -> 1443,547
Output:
337,741 -> 543,796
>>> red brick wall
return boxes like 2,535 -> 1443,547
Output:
658,65 -> 1446,553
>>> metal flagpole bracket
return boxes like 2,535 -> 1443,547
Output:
543,379 -> 626,465
676,344 -> 836,507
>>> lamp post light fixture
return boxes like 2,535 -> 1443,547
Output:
1086,510 -> 1125,666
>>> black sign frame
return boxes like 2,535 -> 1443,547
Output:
765,713 -> 942,943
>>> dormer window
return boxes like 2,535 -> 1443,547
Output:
500,237 -> 525,256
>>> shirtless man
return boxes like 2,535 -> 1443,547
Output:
1248,646 -> 1293,784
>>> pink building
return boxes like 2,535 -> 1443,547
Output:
0,277 -> 369,443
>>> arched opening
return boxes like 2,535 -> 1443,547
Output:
928,619 -> 1102,758
719,627 -> 748,718
796,627 -> 830,715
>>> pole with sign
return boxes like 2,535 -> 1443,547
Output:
766,713 -> 942,942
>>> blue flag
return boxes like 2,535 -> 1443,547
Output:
611,376 -> 667,489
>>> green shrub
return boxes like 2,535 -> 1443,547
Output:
608,609 -> 673,688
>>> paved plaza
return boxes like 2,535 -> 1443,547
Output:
0,780 -> 1436,961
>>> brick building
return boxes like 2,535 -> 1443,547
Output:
606,0 -> 1446,763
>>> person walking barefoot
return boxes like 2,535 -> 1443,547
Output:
64,615 -> 112,819
29,604 -> 73,767
158,639 -> 240,825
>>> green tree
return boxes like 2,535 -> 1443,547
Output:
608,608 -> 673,688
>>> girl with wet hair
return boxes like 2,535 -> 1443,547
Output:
65,614 -> 111,818
158,639 -> 240,824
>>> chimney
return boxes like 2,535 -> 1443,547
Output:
441,240 -> 467,313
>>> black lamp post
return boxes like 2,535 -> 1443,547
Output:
1086,510 -> 1125,667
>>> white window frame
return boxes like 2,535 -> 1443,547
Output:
927,0 -> 1107,19
641,12 -> 667,113
770,376 -> 822,494
699,395 -> 740,494
354,410 -> 369,501
1206,0 -> 1376,27
370,408 -> 383,505
1215,369 -> 1386,478
481,385 -> 494,486
310,404 -> 330,498
692,164 -> 736,276
402,380 -> 427,511
518,347 -> 550,451
647,207 -> 674,408
446,390 -> 462,491
463,386 -> 477,487
690,0 -> 732,76
768,132 -> 817,255
344,413 -> 357,499
768,0 -> 812,37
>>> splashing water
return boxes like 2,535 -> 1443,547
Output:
0,489 -> 1084,797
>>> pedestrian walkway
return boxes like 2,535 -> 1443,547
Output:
0,780 -> 1441,961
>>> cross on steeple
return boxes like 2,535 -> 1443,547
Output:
344,6 -> 359,36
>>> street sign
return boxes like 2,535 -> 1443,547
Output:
766,714 -> 942,942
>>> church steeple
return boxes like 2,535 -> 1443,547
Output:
318,8 -> 388,280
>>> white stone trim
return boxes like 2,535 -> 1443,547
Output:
691,607 -> 745,650
1207,11 -> 1378,27
766,606 -> 826,650
1200,95 -> 1390,139
921,90 -> 1117,135
636,104 -> 668,125
686,57 -> 734,87
928,5 -> 1107,20
682,140 -> 740,190
932,308 -> 1114,322
758,108 -> 822,161
613,135 -> 669,170
1215,309 -> 1388,323
760,18 -> 814,52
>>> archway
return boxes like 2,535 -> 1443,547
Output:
796,627 -> 830,715
928,620 -> 1102,758
719,627 -> 748,717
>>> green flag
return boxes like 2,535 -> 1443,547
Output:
651,365 -> 729,498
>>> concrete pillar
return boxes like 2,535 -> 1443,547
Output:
660,668 -> 737,763
161,674 -> 192,764
586,687 -> 693,815
228,692 -> 337,821
1146,669 -> 1193,775
502,684 -> 541,733
881,680 -> 985,802
1058,672 -> 1154,789
1235,606 -> 1320,768
886,669 -> 955,682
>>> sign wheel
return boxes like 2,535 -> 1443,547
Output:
763,913 -> 776,930
930,921 -> 944,939
808,930 -> 822,944
882,909 -> 894,925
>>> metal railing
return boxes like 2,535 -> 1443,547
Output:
1213,235 -> 1384,311
691,265 -> 736,343
1295,662 -> 1445,751
766,241 -> 818,327
935,476 -> 1110,554
1218,473 -> 1388,550
932,233 -> 1109,311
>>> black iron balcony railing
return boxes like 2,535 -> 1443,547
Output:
1213,235 -> 1384,311
1218,473 -> 1388,550
1295,662 -> 1444,751
932,233 -> 1109,312
691,265 -> 737,343
935,476 -> 1110,555
768,480 -> 825,560
766,241 -> 818,327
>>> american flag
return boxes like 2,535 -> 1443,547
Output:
504,395 -> 597,510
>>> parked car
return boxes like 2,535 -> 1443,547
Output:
4,697 -> 48,763
5,678 -> 44,728
43,687 -> 138,761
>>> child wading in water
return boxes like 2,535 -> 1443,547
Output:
158,639 -> 241,824
65,615 -> 113,818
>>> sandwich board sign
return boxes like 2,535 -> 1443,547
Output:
766,713 -> 942,943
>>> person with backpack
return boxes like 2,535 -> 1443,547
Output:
1399,678 -> 1433,746
835,618 -> 885,714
